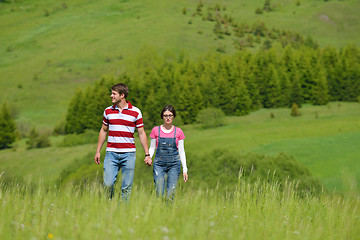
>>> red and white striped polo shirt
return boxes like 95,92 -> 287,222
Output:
102,101 -> 144,152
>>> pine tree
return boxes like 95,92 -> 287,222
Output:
232,79 -> 251,115
320,46 -> 339,101
297,52 -> 315,102
311,66 -> 329,105
0,103 -> 17,149
289,72 -> 303,107
65,88 -> 87,134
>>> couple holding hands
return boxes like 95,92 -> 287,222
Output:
94,83 -> 188,201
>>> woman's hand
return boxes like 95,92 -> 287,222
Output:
183,172 -> 188,183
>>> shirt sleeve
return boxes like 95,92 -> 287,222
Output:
177,128 -> 185,141
149,139 -> 157,158
149,126 -> 158,139
178,139 -> 187,173
135,110 -> 144,128
102,110 -> 109,126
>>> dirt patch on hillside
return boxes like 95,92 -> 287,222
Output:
319,14 -> 335,25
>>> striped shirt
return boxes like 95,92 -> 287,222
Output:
102,101 -> 144,152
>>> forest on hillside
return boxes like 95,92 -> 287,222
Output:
64,44 -> 360,133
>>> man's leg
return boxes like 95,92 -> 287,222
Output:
103,151 -> 120,199
119,152 -> 136,201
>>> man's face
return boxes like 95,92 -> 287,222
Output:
111,90 -> 123,104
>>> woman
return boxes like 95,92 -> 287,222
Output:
148,105 -> 188,199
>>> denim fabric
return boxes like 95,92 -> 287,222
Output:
153,127 -> 181,199
103,151 -> 136,200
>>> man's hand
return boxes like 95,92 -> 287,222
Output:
94,152 -> 101,164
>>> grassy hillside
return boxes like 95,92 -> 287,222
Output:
1,102 -> 359,193
2,181 -> 359,240
0,0 -> 359,129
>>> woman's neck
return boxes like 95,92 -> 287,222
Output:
162,123 -> 173,131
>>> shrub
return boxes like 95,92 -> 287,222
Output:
290,102 -> 301,117
189,149 -> 323,195
53,120 -> 66,136
0,103 -> 17,149
57,130 -> 98,147
196,107 -> 225,129
26,127 -> 51,149
255,7 -> 263,14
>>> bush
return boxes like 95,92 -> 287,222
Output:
290,102 -> 301,117
189,149 -> 323,195
26,127 -> 51,149
0,103 -> 17,149
255,7 -> 263,14
196,107 -> 225,129
57,129 -> 98,147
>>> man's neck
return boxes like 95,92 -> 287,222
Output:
116,100 -> 128,110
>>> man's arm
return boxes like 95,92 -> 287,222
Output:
137,127 -> 152,166
94,124 -> 108,164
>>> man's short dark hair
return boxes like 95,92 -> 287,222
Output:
111,83 -> 129,98
160,105 -> 176,119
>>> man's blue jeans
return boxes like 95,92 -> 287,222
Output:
103,151 -> 136,200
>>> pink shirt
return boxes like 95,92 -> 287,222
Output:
149,126 -> 185,148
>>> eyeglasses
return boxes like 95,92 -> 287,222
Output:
163,115 -> 174,118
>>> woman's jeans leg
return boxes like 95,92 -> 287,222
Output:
153,160 -> 166,197
166,161 -> 181,199
153,156 -> 180,199
103,151 -> 136,200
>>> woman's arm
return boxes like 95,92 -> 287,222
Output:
149,138 -> 157,158
178,139 -> 188,173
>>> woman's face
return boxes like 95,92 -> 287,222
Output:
163,110 -> 174,125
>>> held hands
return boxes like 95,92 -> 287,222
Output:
144,156 -> 152,166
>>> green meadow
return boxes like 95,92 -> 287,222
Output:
1,102 -> 359,194
1,180 -> 359,240
0,0 -> 359,129
1,1 -> 360,239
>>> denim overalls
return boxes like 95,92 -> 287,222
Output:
153,126 -> 181,199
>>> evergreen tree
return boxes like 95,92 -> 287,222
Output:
277,67 -> 291,107
311,66 -> 329,105
65,88 -> 87,134
242,64 -> 262,110
215,74 -> 233,115
262,66 -> 281,108
232,79 -> 251,115
320,46 -> 339,101
297,53 -> 315,102
289,72 -> 303,107
85,77 -> 114,131
0,103 -> 17,149
337,45 -> 360,101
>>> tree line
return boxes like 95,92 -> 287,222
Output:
64,44 -> 360,134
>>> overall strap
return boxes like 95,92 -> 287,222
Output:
174,127 -> 176,138
158,125 -> 161,137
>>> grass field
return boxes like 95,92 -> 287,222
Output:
0,0 -> 359,129
1,102 -> 359,194
1,180 -> 359,240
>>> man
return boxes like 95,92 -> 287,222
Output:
94,83 -> 152,200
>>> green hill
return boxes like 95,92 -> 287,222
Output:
0,0 -> 359,129
1,102 -> 359,193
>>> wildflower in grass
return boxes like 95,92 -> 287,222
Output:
47,233 -> 53,239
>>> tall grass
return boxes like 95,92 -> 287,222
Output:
1,179 -> 359,239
